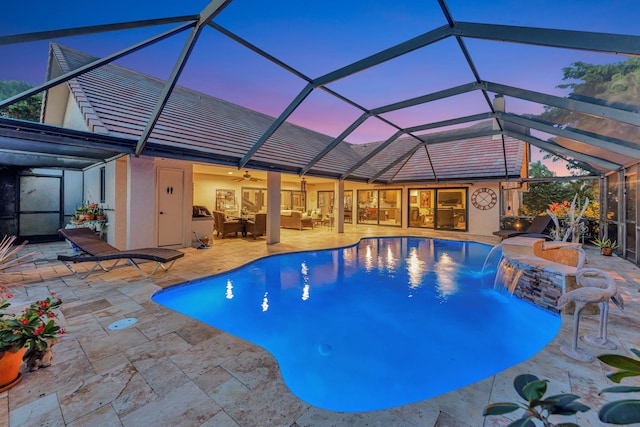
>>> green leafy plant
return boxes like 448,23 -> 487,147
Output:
592,237 -> 619,249
597,349 -> 640,424
485,349 -> 640,425
546,194 -> 589,242
0,291 -> 66,354
483,373 -> 589,426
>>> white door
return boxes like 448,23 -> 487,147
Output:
158,168 -> 184,247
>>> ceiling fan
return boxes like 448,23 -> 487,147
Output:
232,170 -> 260,182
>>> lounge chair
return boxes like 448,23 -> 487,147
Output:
493,215 -> 552,240
58,228 -> 184,279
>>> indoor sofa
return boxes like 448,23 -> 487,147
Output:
280,210 -> 314,230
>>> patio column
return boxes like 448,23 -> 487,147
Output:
334,180 -> 344,233
266,171 -> 281,244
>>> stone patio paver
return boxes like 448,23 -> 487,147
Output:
1,225 -> 639,426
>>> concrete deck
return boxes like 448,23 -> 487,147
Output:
1,225 -> 639,426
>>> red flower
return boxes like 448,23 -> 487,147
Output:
47,313 -> 57,318
21,317 -> 29,325
57,328 -> 67,335
37,311 -> 44,316
50,292 -> 57,296
39,300 -> 49,309
5,293 -> 13,299
34,325 -> 44,335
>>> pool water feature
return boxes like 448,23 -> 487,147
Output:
152,237 -> 561,412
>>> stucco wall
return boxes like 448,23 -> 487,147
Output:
467,183 -> 501,236
112,157 -> 127,249
83,166 -> 102,206
62,96 -> 91,131
126,156 -> 155,249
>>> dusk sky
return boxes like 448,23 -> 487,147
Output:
2,1 -> 638,173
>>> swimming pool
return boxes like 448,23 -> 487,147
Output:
152,237 -> 560,412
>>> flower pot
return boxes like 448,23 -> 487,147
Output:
602,247 -> 614,256
24,338 -> 56,371
0,346 -> 25,392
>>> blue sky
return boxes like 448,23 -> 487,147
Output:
1,0 -> 638,171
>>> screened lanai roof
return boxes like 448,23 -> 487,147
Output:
1,0 -> 639,181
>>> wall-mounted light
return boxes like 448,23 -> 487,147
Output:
301,177 -> 307,192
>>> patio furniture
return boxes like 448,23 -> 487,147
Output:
57,228 -> 184,279
493,215 -> 552,240
245,213 -> 266,239
212,211 -> 243,238
437,208 -> 454,228
280,210 -> 314,230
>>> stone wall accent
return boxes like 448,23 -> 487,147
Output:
498,236 -> 587,314
502,258 -> 565,313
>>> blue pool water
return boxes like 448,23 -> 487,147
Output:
152,237 -> 560,412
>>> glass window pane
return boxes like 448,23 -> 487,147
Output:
409,189 -> 435,229
344,190 -> 353,224
19,213 -> 60,236
625,174 -> 636,221
607,173 -> 619,221
292,191 -> 306,212
436,189 -> 467,231
19,176 -> 60,211
241,187 -> 266,213
379,189 -> 401,226
357,190 -> 377,224
280,190 -> 292,210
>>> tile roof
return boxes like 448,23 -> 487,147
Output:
49,43 -> 526,183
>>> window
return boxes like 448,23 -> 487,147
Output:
99,167 -> 106,203
409,188 -> 467,231
241,187 -> 267,213
357,189 -> 401,226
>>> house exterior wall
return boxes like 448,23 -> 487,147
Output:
46,78 -> 514,248
209,178 -> 500,236
467,183 -> 501,236
126,156 -> 155,249
62,95 -> 90,131
112,157 -> 127,249
41,82 -> 69,127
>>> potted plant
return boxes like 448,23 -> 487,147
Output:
593,237 -> 619,256
75,205 -> 88,221
0,235 -> 64,391
95,208 -> 106,221
84,206 -> 96,221
0,292 -> 66,381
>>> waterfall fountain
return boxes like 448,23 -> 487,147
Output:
482,237 -> 584,313
480,243 -> 503,289
492,258 -> 525,295
481,243 -> 503,275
